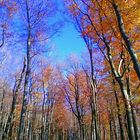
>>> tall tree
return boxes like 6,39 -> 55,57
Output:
17,0 -> 60,139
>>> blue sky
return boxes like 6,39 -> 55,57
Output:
51,0 -> 86,61
52,23 -> 86,60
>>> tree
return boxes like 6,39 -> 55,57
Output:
62,59 -> 90,140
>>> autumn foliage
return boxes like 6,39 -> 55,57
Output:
0,0 -> 140,140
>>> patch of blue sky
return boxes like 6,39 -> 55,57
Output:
52,23 -> 86,61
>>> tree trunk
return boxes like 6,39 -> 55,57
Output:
132,109 -> 140,140
0,89 -> 5,139
88,48 -> 100,140
112,77 -> 126,140
18,0 -> 31,139
118,81 -> 136,140
2,59 -> 26,140
112,2 -> 140,80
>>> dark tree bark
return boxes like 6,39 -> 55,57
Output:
0,89 -> 5,139
0,29 -> 4,48
18,0 -> 31,139
112,76 -> 126,140
112,2 -> 140,80
2,58 -> 26,140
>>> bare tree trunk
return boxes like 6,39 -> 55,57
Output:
132,109 -> 140,140
18,0 -> 31,139
90,107 -> 94,140
0,89 -> 5,139
112,77 -> 126,140
2,59 -> 26,140
126,75 -> 140,140
48,102 -> 54,140
117,81 -> 136,140
109,118 -> 113,140
102,126 -> 106,140
88,48 -> 100,140
112,118 -> 117,140
41,81 -> 46,140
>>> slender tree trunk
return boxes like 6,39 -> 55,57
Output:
88,48 -> 100,140
102,126 -> 106,140
77,117 -> 84,140
109,118 -> 113,140
41,82 -> 46,140
118,81 -> 136,140
112,118 -> 117,140
18,0 -> 31,139
2,59 -> 26,140
0,89 -> 5,139
126,75 -> 140,140
132,109 -> 140,140
112,77 -> 126,140
90,106 -> 94,140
